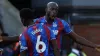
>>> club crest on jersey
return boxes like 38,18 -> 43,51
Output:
31,29 -> 43,35
53,22 -> 57,27
41,23 -> 44,25
52,30 -> 58,35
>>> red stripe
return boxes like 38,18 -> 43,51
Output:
35,19 -> 40,24
57,18 -> 64,49
43,25 -> 50,40
35,16 -> 44,24
40,53 -> 44,56
43,25 -> 51,55
24,29 -> 33,56
32,26 -> 44,56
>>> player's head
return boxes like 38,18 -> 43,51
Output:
20,8 -> 34,26
46,2 -> 59,19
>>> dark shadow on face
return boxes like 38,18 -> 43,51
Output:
21,18 -> 32,26
46,3 -> 58,19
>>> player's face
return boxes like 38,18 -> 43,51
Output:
47,5 -> 58,19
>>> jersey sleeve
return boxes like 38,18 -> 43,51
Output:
19,32 -> 28,52
50,28 -> 56,40
62,20 -> 72,34
33,18 -> 38,23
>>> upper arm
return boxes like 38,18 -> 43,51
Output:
2,36 -> 19,42
62,20 -> 72,34
51,39 -> 57,47
33,18 -> 38,23
51,39 -> 60,56
68,31 -> 80,42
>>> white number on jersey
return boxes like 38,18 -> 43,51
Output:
36,35 -> 46,53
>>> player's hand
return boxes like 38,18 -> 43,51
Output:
0,35 -> 3,42
95,45 -> 100,52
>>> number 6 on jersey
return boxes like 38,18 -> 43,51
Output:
36,35 -> 46,53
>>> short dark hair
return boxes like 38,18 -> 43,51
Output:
20,8 -> 34,19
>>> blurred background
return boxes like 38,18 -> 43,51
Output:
0,0 -> 100,56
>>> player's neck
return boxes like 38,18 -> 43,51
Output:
28,21 -> 33,25
25,20 -> 33,27
45,15 -> 54,24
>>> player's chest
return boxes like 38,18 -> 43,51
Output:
49,22 -> 63,35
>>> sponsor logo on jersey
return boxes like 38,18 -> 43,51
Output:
53,22 -> 57,27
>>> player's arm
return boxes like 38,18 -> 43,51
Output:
0,35 -> 19,48
51,39 -> 60,56
62,20 -> 100,50
0,24 -> 18,42
69,31 -> 97,48
50,28 -> 60,56
1,36 -> 19,42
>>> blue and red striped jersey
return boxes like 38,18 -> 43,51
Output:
20,24 -> 56,56
34,16 -> 72,49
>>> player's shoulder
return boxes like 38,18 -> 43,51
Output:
34,16 -> 45,23
27,24 -> 44,30
61,19 -> 67,23
56,17 -> 61,21
27,24 -> 35,29
56,17 -> 63,21
38,16 -> 45,19
25,24 -> 36,32
56,17 -> 68,24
